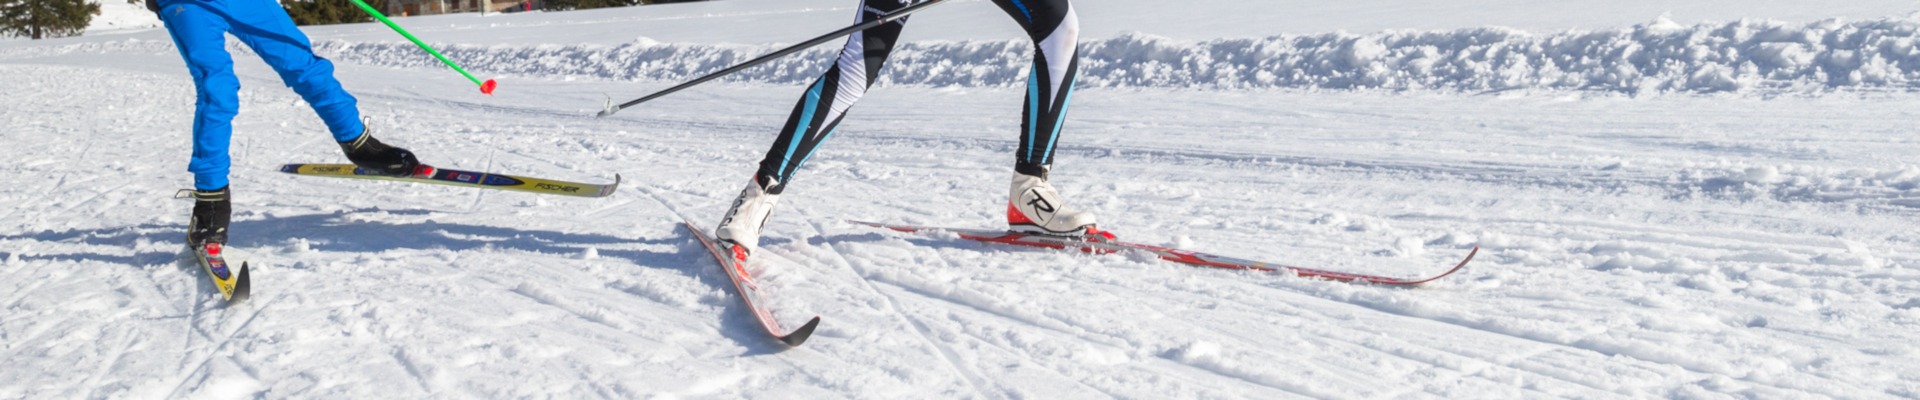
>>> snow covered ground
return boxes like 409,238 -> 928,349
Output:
5,1 -> 1920,399
84,1 -> 164,34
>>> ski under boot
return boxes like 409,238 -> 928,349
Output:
1008,165 -> 1101,237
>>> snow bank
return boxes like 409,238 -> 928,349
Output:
20,15 -> 1920,94
305,15 -> 1920,93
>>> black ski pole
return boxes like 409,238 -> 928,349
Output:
597,0 -> 952,118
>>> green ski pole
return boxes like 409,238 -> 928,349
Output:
345,0 -> 498,95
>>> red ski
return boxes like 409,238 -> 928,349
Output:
681,216 -> 821,346
850,221 -> 1477,285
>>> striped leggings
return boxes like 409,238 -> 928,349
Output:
753,0 -> 1081,192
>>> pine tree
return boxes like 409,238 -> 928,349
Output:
0,0 -> 101,39
280,0 -> 383,26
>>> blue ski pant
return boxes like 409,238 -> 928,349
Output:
754,0 -> 1080,191
157,0 -> 365,190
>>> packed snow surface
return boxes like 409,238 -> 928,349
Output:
4,0 -> 1920,399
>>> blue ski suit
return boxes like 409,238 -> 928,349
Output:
155,0 -> 365,190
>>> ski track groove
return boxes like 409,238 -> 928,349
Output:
840,237 -> 1198,400
796,215 -> 995,400
1217,274 -> 1850,397
164,293 -> 279,400
79,325 -> 136,400
496,275 -> 631,334
1038,262 -> 1451,399
1038,257 -> 1623,397
59,182 -> 133,216
1202,274 -> 1635,395
0,260 -> 57,317
0,129 -> 92,226
842,221 -> 1463,398
391,347 -> 435,395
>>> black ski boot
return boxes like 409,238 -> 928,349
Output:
187,186 -> 231,248
185,186 -> 249,302
338,124 -> 420,176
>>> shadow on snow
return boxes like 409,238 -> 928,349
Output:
1,208 -> 801,354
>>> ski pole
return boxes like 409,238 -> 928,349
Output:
345,0 -> 498,95
597,0 -> 951,117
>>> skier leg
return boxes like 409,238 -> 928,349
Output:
223,0 -> 362,142
717,0 -> 912,255
186,187 -> 232,246
157,0 -> 240,192
225,0 -> 419,176
991,0 -> 1097,235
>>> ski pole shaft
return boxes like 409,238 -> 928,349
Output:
345,0 -> 498,94
597,0 -> 951,117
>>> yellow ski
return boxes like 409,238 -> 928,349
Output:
174,190 -> 251,302
279,164 -> 619,198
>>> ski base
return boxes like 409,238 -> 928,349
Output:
680,216 -> 821,346
849,220 -> 1477,285
279,164 -> 619,198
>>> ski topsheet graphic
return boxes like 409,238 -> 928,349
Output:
191,242 -> 251,303
680,216 -> 822,346
173,190 -> 252,303
850,221 -> 1478,285
280,164 -> 619,198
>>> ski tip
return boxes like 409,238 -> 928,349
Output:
585,174 -> 621,198
229,262 -> 252,304
1406,246 -> 1480,285
778,316 -> 823,346
480,79 -> 498,95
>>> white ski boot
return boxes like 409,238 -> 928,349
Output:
716,176 -> 782,259
1008,168 -> 1099,236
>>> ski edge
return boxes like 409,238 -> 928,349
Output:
277,164 -> 620,198
678,216 -> 822,346
847,220 -> 1477,286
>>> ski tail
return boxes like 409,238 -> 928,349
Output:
279,164 -> 619,198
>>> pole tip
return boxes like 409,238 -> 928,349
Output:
480,79 -> 497,95
596,94 -> 617,118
